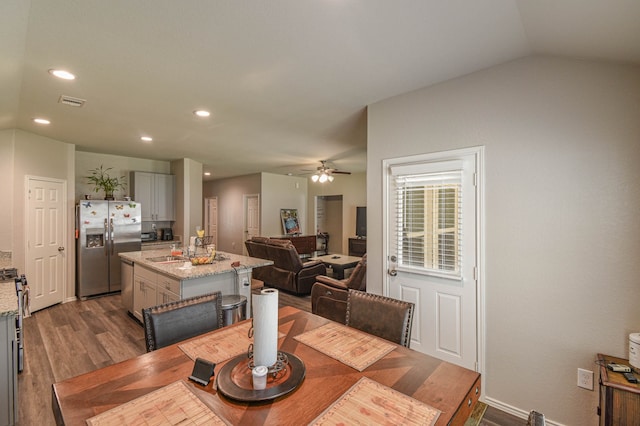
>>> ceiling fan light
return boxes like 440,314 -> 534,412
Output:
311,174 -> 319,182
328,175 -> 334,182
319,173 -> 328,183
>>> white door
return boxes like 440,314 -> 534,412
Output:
383,147 -> 483,371
244,194 -> 260,255
205,197 -> 218,247
27,177 -> 66,312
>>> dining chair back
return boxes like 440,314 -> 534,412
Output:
346,289 -> 414,347
142,291 -> 223,352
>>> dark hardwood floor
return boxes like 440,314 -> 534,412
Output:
18,289 -> 524,425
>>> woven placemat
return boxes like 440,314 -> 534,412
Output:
85,380 -> 228,425
310,377 -> 441,426
179,322 -> 253,363
179,322 -> 285,364
294,322 -> 396,371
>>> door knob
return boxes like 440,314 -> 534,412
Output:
58,246 -> 65,252
388,269 -> 397,276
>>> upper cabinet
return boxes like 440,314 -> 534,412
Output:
131,172 -> 175,221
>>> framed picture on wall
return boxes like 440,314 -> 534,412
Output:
280,209 -> 300,235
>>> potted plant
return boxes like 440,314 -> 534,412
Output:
86,165 -> 126,200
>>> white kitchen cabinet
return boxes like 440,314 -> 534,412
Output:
132,265 -> 182,321
132,275 -> 157,323
130,172 -> 175,221
156,275 -> 180,305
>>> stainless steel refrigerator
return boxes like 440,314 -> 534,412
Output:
76,200 -> 141,298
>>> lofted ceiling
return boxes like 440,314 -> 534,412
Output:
1,0 -> 639,180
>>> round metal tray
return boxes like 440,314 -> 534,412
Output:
216,352 -> 305,402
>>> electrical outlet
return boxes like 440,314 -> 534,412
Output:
577,368 -> 593,390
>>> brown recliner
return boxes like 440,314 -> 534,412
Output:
310,254 -> 366,323
244,237 -> 326,295
346,289 -> 414,348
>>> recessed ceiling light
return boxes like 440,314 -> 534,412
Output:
194,110 -> 210,117
33,118 -> 50,125
140,136 -> 153,142
204,172 -> 211,176
48,69 -> 76,80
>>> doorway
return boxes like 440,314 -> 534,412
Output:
382,147 -> 484,371
315,195 -> 342,254
26,176 -> 66,312
244,194 -> 260,255
204,197 -> 218,248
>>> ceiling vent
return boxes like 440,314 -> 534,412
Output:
58,95 -> 86,107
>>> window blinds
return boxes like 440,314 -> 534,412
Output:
390,165 -> 462,278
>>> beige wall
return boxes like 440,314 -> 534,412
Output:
307,172 -> 366,254
0,130 -> 15,251
261,173 -> 308,237
202,173 -> 308,254
75,151 -> 170,201
367,56 -> 640,425
11,130 -> 75,301
203,174 -> 261,254
170,158 -> 202,243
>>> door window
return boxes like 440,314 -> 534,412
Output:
391,165 -> 462,279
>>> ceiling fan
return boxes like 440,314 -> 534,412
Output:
310,160 -> 351,183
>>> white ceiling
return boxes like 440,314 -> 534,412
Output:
2,0 -> 639,180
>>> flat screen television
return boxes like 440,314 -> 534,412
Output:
356,206 -> 366,238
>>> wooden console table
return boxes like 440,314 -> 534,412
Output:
275,234 -> 317,256
348,237 -> 366,257
597,353 -> 640,425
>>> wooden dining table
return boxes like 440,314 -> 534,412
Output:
52,306 -> 481,425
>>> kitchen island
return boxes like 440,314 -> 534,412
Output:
119,249 -> 272,322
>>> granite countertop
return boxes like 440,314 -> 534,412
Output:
119,248 -> 272,281
0,281 -> 18,316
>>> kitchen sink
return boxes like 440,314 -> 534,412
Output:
146,255 -> 187,264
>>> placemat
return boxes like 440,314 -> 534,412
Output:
179,322 -> 253,363
310,377 -> 441,426
85,380 -> 228,425
294,322 -> 396,371
179,322 -> 285,364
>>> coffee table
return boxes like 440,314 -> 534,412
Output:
310,253 -> 361,279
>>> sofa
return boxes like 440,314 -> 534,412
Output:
245,237 -> 327,295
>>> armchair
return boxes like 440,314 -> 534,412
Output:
310,254 -> 366,323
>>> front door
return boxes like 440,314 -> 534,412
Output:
26,177 -> 66,312
383,147 -> 483,371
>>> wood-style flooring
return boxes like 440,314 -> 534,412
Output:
18,288 -> 524,425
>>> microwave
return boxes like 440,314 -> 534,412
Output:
141,231 -> 157,242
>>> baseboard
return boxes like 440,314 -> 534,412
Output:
482,396 -> 565,426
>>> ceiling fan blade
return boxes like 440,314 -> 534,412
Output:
331,170 -> 351,175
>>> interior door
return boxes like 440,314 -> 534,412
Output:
244,194 -> 260,255
204,197 -> 218,247
384,147 -> 482,371
27,177 -> 66,312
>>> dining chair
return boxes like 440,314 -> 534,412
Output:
345,289 -> 414,348
142,291 -> 223,352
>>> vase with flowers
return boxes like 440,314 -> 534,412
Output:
86,165 -> 126,200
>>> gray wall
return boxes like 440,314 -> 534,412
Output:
367,56 -> 640,425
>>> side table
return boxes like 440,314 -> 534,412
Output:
597,353 -> 640,425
